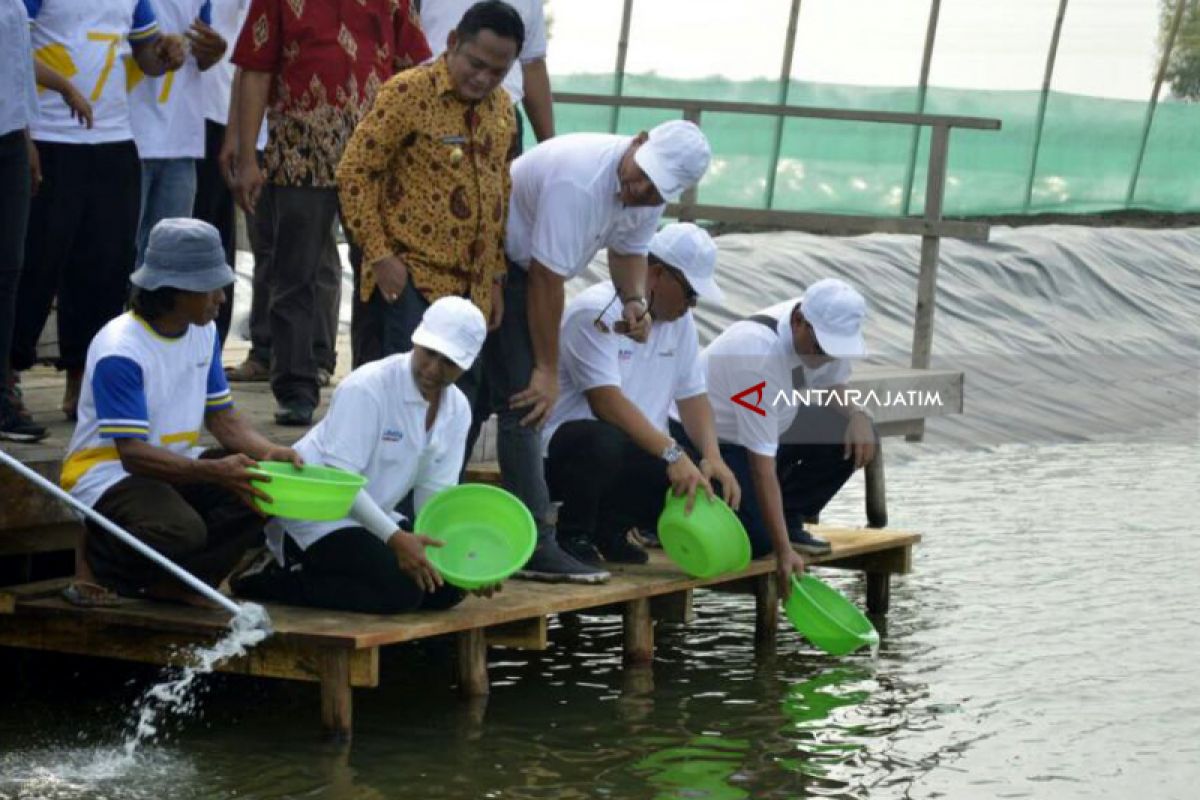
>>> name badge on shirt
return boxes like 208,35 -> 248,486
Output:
382,428 -> 404,443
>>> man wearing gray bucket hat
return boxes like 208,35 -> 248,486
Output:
60,218 -> 300,606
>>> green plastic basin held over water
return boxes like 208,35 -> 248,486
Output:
248,462 -> 368,521
784,574 -> 880,656
657,490 -> 752,578
414,484 -> 537,590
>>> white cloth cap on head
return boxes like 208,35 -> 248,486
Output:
632,120 -> 712,202
649,222 -> 724,304
801,279 -> 867,358
411,297 -> 487,369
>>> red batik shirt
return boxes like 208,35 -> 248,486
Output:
232,0 -> 431,188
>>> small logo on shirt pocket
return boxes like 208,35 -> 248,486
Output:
382,428 -> 405,443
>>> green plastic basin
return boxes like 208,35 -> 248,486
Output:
248,461 -> 367,521
414,484 -> 537,590
783,574 -> 880,656
657,490 -> 751,578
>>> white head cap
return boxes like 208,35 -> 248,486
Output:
633,120 -> 712,202
649,222 -> 724,304
800,279 -> 867,358
411,297 -> 487,369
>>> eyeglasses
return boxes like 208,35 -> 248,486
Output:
665,267 -> 698,307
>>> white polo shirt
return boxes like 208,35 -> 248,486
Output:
543,281 -> 706,453
419,0 -> 548,105
702,297 -> 852,457
27,0 -> 160,144
129,0 -> 207,159
265,352 -> 471,561
0,0 -> 38,137
506,133 -> 663,279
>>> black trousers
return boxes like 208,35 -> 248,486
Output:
86,463 -> 266,596
0,130 -> 31,390
546,419 -> 680,547
12,140 -> 140,371
701,407 -> 868,557
193,120 -> 237,346
266,185 -> 342,408
237,526 -> 464,615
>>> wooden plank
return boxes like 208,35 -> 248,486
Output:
318,649 -> 354,743
4,528 -> 919,649
623,597 -> 653,665
666,204 -> 989,242
456,629 -> 489,697
650,589 -> 694,624
486,617 -> 548,650
0,522 -> 79,556
0,615 -> 379,686
754,574 -> 779,648
553,91 -> 1001,130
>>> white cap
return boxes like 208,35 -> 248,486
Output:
801,279 -> 867,358
633,120 -> 712,202
411,297 -> 487,370
649,222 -> 724,304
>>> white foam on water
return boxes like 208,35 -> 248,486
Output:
0,603 -> 271,799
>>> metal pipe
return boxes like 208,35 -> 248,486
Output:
0,448 -> 243,618
610,0 -> 635,133
1126,0 -> 1192,205
765,0 -> 803,210
1023,0 -> 1070,212
901,0 -> 942,216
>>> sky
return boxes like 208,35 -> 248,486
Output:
545,0 -> 1164,101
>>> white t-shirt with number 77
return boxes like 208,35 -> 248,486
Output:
129,0 -> 210,159
27,0 -> 161,145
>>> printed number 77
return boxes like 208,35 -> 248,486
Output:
86,31 -> 121,102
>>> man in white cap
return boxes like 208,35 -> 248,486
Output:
700,278 -> 877,596
61,218 -> 300,606
483,119 -> 712,582
541,223 -> 741,565
233,297 -> 496,614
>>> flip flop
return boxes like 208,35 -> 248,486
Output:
61,580 -> 123,608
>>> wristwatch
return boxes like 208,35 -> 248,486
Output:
621,294 -> 647,309
660,439 -> 685,464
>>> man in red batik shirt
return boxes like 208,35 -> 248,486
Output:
229,0 -> 430,426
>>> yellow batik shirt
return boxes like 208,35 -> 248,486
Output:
337,56 -> 514,317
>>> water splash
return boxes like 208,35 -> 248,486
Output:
122,602 -> 272,761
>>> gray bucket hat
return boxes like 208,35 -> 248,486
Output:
130,218 -> 235,292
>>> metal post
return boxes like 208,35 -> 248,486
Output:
901,0 -> 941,216
677,106 -> 702,221
1023,0 -> 1070,212
1126,0 -> 1192,205
610,0 -> 635,133
765,0 -> 803,210
910,125 -> 949,373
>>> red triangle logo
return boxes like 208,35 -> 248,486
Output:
730,381 -> 767,417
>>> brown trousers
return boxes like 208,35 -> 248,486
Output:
85,467 -> 265,596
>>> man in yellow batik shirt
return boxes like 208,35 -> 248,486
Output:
337,0 -> 523,396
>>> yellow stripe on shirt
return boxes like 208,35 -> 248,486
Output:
61,444 -> 120,491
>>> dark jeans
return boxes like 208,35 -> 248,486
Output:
12,140 -> 140,372
194,120 -> 237,346
237,526 -> 464,614
479,262 -> 553,535
700,407 -> 866,558
266,185 -> 342,408
0,130 -> 30,390
86,464 -> 266,596
546,419 -> 675,547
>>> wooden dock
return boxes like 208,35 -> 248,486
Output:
0,340 -> 944,740
0,530 -> 918,740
